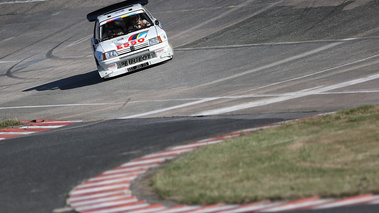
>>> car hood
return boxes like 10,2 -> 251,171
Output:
98,27 -> 157,53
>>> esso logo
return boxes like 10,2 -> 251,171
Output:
117,39 -> 145,50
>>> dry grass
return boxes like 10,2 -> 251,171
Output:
0,119 -> 21,129
151,105 -> 379,205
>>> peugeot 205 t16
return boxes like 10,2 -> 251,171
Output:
87,0 -> 173,79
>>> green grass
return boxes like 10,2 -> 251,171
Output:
151,105 -> 379,205
0,119 -> 21,129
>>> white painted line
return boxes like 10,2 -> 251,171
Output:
116,42 -> 360,119
119,98 -> 218,119
0,103 -> 121,110
320,90 -> 379,94
232,53 -> 379,94
194,73 -> 379,116
25,125 -> 65,129
0,132 -> 34,135
36,120 -> 82,123
176,38 -> 360,51
0,0 -> 49,5
197,42 -> 342,87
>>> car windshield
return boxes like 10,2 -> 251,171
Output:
100,12 -> 153,41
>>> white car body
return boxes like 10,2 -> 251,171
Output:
90,3 -> 173,79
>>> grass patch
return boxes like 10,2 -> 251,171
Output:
151,105 -> 379,205
0,119 -> 21,129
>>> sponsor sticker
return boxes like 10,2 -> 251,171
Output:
117,38 -> 145,50
155,48 -> 164,54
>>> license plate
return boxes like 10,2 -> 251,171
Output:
117,52 -> 155,69
128,53 -> 152,65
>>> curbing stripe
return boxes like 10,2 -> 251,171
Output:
88,173 -> 140,183
260,197 -> 323,212
220,202 -> 285,213
81,201 -> 148,213
0,133 -> 25,139
187,204 -> 240,213
76,198 -> 140,212
125,158 -> 168,166
68,120 -> 379,213
157,205 -> 201,213
70,187 -> 130,197
103,166 -> 155,175
78,177 -> 135,188
71,184 -> 130,196
0,119 -> 80,140
262,199 -> 333,212
74,181 -> 131,192
71,195 -> 136,208
313,194 -> 378,209
127,203 -> 166,213
68,192 -> 128,203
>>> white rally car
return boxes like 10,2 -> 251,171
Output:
87,0 -> 173,79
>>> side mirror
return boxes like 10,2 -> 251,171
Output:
155,20 -> 160,26
91,38 -> 99,45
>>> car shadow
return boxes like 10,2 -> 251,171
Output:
23,70 -> 103,92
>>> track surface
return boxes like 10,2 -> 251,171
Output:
1,0 -> 379,212
1,0 -> 378,120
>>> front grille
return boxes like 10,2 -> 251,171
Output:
117,42 -> 149,56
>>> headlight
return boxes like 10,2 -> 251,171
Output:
102,50 -> 118,60
149,36 -> 162,46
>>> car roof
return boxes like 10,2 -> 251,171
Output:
97,4 -> 145,24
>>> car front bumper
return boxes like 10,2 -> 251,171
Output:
97,41 -> 173,79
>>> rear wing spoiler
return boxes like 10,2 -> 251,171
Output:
87,0 -> 148,22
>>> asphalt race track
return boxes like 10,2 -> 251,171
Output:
0,0 -> 379,212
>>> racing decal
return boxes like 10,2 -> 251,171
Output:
117,38 -> 146,50
106,13 -> 137,23
121,13 -> 136,19
128,31 -> 148,41
106,17 -> 121,23
157,19 -> 163,29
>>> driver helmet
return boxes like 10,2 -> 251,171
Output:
131,14 -> 141,26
